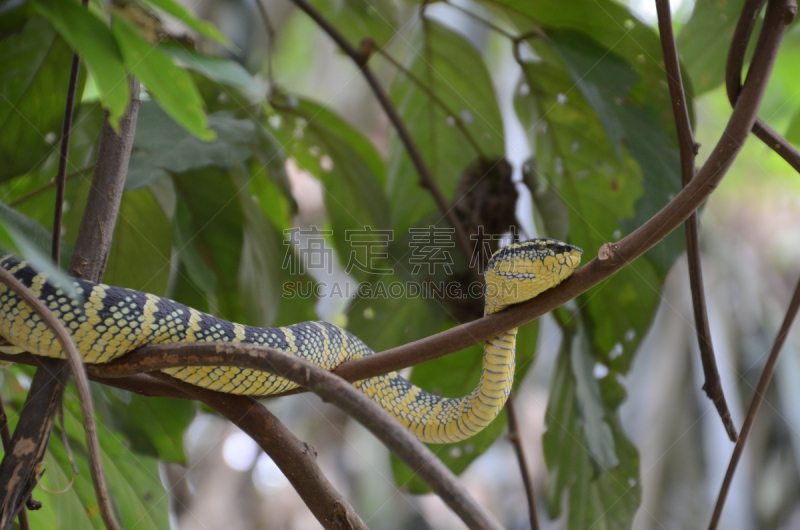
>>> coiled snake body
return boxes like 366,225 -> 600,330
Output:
0,239 -> 581,444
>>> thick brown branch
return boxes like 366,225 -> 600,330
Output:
150,373 -> 368,530
288,0 -> 477,275
655,0 -> 737,442
709,273 -> 800,528
90,343 -> 504,530
726,0 -> 800,172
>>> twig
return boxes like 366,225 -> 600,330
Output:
374,48 -> 485,156
444,1 -> 516,40
655,0 -> 737,442
52,0 -> 89,266
0,398 -> 30,530
288,0 -> 477,276
90,342 -> 505,530
254,0 -> 276,94
506,392 -> 539,530
10,165 -> 95,208
709,274 -> 800,528
150,373 -> 368,530
725,0 -> 800,172
0,268 -> 121,530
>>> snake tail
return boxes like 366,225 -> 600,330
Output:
0,239 -> 581,444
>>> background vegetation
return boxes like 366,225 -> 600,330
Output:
0,0 -> 798,527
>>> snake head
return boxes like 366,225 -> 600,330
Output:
484,239 -> 582,315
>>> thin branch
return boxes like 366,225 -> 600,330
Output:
374,48 -> 485,156
655,0 -> 737,442
506,392 -> 539,530
254,0 -> 276,94
709,274 -> 800,528
10,165 -> 95,208
90,342 -> 505,530
726,0 -> 800,172
0,268 -> 121,530
288,0 -> 477,277
0,398 -> 30,530
150,373 -> 368,530
445,1 -> 516,40
52,0 -> 88,267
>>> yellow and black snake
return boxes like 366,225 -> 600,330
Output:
0,239 -> 581,444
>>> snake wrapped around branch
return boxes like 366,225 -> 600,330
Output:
0,239 -> 581,444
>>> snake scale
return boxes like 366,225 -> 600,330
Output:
0,239 -> 581,444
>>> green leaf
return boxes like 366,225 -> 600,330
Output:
677,0 -> 753,95
111,15 -> 214,140
142,0 -> 230,45
127,100 -> 254,190
33,0 -> 129,129
387,20 -> 504,233
391,322 -> 539,492
515,36 -> 678,371
100,390 -> 196,464
787,107 -> 800,145
172,167 -> 246,322
161,45 -> 260,93
546,30 -> 684,276
271,97 -> 391,280
543,330 -> 640,529
0,17 -> 81,181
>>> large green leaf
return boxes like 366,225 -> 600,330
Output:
33,0 -> 129,129
0,17 -> 81,181
111,15 -> 213,140
543,329 -> 640,529
271,97 -> 390,281
386,20 -> 504,234
677,0 -> 752,95
126,100 -> 255,191
390,322 -> 539,492
515,35 -> 677,372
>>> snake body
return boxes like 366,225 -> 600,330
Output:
0,239 -> 581,444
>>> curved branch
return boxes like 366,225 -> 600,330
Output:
726,0 -> 800,172
655,0 -> 737,442
90,343 -> 504,530
0,268 -> 121,530
709,274 -> 800,528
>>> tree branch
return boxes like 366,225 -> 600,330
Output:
725,0 -> 800,172
709,273 -> 800,528
150,373 -> 368,530
506,392 -> 539,530
89,342 -> 504,530
0,268 -> 120,530
288,0 -> 477,275
655,0 -> 737,442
